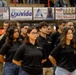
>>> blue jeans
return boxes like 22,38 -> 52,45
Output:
55,67 -> 76,75
19,68 -> 42,75
2,62 -> 20,75
0,1 -> 7,7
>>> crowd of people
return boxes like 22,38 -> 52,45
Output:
0,0 -> 76,75
0,0 -> 76,7
0,20 -> 76,75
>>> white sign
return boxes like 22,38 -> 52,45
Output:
0,7 -> 9,20
10,7 -> 32,20
55,7 -> 75,19
33,7 -> 54,20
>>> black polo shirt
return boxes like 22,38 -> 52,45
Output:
51,31 -> 61,50
0,34 -> 7,49
38,35 -> 53,67
50,44 -> 76,72
19,35 -> 26,43
13,42 -> 46,74
0,42 -> 21,62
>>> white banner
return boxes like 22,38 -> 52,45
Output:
55,7 -> 75,20
33,7 -> 54,20
0,7 -> 9,20
10,7 -> 32,20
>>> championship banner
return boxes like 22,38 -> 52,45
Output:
10,7 -> 32,20
55,7 -> 75,20
0,7 -> 9,20
33,7 -> 54,20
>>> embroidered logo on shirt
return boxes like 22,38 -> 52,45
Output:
74,50 -> 76,54
48,41 -> 51,44
36,46 -> 42,49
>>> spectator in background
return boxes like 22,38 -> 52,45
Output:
50,0 -> 54,7
0,0 -> 7,7
54,0 -> 68,7
18,0 -> 23,4
69,0 -> 76,6
69,0 -> 74,6
40,0 -> 48,7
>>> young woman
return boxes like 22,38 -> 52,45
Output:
13,26 -> 46,75
49,27 -> 76,75
0,26 -> 21,75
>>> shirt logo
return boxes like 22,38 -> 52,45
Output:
48,41 -> 51,44
35,9 -> 43,18
74,50 -> 76,54
36,46 -> 42,49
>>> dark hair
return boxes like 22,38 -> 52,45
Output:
4,20 -> 10,24
25,26 -> 38,43
9,21 -> 18,27
57,20 -> 66,26
5,26 -> 19,46
38,21 -> 48,30
20,23 -> 30,28
3,20 -> 10,32
60,27 -> 75,48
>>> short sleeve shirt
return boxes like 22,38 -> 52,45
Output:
50,44 -> 76,72
13,42 -> 46,74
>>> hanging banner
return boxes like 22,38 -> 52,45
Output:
33,7 -> 54,20
55,7 -> 75,20
10,7 -> 32,20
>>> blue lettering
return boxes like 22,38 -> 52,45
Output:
11,10 -> 32,18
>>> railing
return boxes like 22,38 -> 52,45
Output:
48,0 -> 50,7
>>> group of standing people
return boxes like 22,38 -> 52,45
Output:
54,0 -> 76,7
0,20 -> 76,75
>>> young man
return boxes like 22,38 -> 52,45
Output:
19,23 -> 30,43
51,20 -> 65,75
0,21 -> 10,49
38,21 -> 53,75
